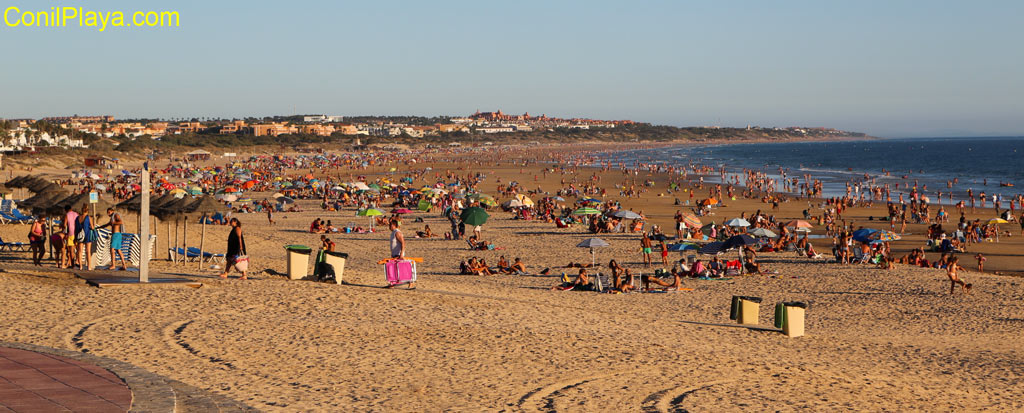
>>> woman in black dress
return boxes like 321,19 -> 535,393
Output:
219,218 -> 248,279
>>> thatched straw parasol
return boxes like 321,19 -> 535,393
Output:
183,195 -> 230,271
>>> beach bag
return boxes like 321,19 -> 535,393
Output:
233,255 -> 250,272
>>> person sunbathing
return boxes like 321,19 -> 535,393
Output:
497,256 -> 510,272
617,268 -> 637,292
552,268 -> 592,291
508,257 -> 526,274
468,258 -> 493,275
415,225 -> 434,238
743,246 -> 764,275
642,269 -> 681,291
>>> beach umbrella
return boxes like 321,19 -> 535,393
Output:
748,228 -> 778,238
699,241 -> 725,255
573,207 -> 602,215
699,198 -> 718,206
700,223 -> 717,236
459,207 -> 489,226
26,190 -> 71,213
851,228 -> 879,243
357,208 -> 384,217
53,192 -> 112,214
722,234 -> 757,250
576,237 -> 610,266
186,186 -> 203,195
580,198 -> 601,204
93,184 -> 107,191
988,218 -> 1009,224
215,193 -> 238,202
724,218 -> 751,227
277,196 -> 295,204
116,193 -> 144,212
391,208 -> 414,214
785,220 -> 814,231
5,175 -> 28,187
611,210 -> 642,220
169,188 -> 186,197
680,213 -> 702,229
271,192 -> 285,199
156,196 -> 195,266
183,195 -> 229,271
551,196 -> 566,202
502,199 -> 525,208
867,230 -> 901,242
514,194 -> 534,206
667,243 -> 698,252
417,199 -> 432,211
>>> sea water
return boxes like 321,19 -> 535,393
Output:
596,137 -> 1024,205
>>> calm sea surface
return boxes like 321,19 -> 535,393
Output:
595,137 -> 1024,204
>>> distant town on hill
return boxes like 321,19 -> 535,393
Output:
0,111 -> 869,153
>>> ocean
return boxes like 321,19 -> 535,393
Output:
594,137 -> 1024,205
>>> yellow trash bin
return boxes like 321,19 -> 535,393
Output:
738,296 -> 761,325
322,251 -> 348,284
783,302 -> 806,337
285,245 -> 312,280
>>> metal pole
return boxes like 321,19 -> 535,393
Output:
139,163 -> 150,283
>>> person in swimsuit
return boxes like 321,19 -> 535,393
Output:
99,207 -> 128,270
640,234 -> 653,267
946,256 -> 972,295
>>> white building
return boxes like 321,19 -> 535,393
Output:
303,115 -> 345,123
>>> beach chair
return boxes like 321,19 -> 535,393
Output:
724,260 -> 742,277
0,212 -> 30,224
187,247 -> 224,264
0,236 -> 28,252
10,209 -> 34,221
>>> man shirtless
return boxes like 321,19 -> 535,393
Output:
99,207 -> 128,270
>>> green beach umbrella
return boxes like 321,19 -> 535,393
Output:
357,208 -> 384,217
460,207 -> 489,226
573,207 -> 602,215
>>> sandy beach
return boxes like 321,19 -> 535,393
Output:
2,144 -> 1023,411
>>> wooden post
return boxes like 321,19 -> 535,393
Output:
198,213 -> 206,271
182,216 -> 187,267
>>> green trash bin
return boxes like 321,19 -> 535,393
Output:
285,245 -> 313,280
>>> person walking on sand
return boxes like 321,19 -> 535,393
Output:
640,234 -> 653,267
388,216 -> 415,289
219,218 -> 248,280
946,256 -> 971,295
98,207 -> 128,270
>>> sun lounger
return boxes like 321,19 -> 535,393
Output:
0,212 -> 31,224
0,236 -> 28,252
187,247 -> 224,263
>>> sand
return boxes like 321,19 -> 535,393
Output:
1,143 -> 1023,411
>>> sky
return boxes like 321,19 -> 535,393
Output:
1,0 -> 1022,137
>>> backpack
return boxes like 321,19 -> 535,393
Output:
316,262 -> 336,283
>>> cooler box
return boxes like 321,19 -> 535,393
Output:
384,259 -> 417,286
323,251 -> 348,284
285,245 -> 312,280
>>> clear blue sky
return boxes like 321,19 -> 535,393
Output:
1,0 -> 1022,137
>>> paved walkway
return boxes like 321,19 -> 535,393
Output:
0,346 -> 131,412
